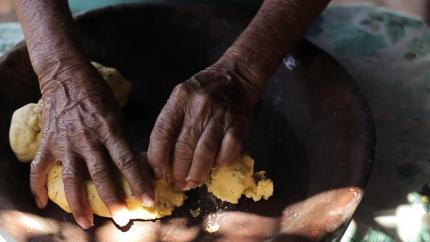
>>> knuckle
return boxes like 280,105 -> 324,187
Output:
102,120 -> 116,136
63,181 -> 77,194
199,137 -> 219,155
163,102 -> 183,120
151,121 -> 174,139
88,163 -> 110,182
208,119 -> 225,134
116,155 -> 136,172
102,196 -> 121,206
62,166 -> 79,184
173,83 -> 188,96
174,140 -> 194,161
226,114 -> 248,132
81,131 -> 95,142
102,115 -> 121,134
196,93 -> 212,104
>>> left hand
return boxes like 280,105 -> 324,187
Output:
147,61 -> 260,190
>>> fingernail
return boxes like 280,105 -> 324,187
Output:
183,180 -> 201,191
112,205 -> 131,227
174,181 -> 186,190
76,216 -> 93,229
141,193 -> 155,207
153,168 -> 163,179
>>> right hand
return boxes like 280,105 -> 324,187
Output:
31,62 -> 154,229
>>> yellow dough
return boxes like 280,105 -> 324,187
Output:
47,153 -> 273,220
48,152 -> 186,220
9,62 -> 132,162
206,155 -> 274,204
8,100 -> 43,161
91,62 -> 132,108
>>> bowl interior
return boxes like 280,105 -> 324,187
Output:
0,3 -> 375,242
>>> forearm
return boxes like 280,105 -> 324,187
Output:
14,0 -> 88,92
221,0 -> 331,97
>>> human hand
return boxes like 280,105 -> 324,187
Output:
31,63 -> 154,229
148,60 -> 260,191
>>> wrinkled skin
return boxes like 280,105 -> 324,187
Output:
14,0 -> 331,229
148,64 -> 258,190
32,63 -> 154,228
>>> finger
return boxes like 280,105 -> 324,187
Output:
216,116 -> 249,166
105,135 -> 155,207
85,144 -> 130,227
148,85 -> 185,179
62,153 -> 93,229
30,147 -> 55,209
172,118 -> 202,190
185,112 -> 224,190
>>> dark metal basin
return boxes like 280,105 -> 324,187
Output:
0,3 -> 375,242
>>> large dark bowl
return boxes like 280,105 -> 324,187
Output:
0,3 -> 375,242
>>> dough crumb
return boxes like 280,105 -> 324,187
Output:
244,171 -> 274,201
189,208 -> 201,218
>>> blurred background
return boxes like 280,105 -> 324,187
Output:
0,0 -> 428,23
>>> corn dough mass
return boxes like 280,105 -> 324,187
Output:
9,63 -> 274,219
48,152 -> 186,219
46,153 -> 273,219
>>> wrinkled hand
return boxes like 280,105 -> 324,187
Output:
31,63 -> 154,229
148,62 -> 259,190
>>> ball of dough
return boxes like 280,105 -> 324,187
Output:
8,100 -> 43,162
9,62 -> 132,162
47,152 -> 186,220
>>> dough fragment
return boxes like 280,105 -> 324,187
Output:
206,155 -> 274,204
9,62 -> 132,162
91,62 -> 132,108
48,152 -> 186,220
189,208 -> 201,218
244,171 -> 274,201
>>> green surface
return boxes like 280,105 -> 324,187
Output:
68,0 -> 262,14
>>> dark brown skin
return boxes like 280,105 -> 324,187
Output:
14,0 -> 330,229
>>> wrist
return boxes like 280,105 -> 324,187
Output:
215,48 -> 270,103
38,60 -> 98,96
33,48 -> 85,74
